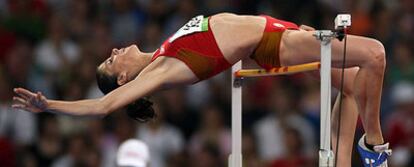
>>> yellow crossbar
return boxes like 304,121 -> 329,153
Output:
235,62 -> 320,77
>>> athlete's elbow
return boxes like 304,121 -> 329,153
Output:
94,105 -> 108,118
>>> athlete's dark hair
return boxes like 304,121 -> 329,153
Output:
96,66 -> 155,122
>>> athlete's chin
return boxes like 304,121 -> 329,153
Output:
128,45 -> 141,57
130,44 -> 140,52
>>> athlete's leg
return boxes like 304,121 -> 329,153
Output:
331,68 -> 359,167
332,93 -> 359,167
281,30 -> 386,146
308,67 -> 359,167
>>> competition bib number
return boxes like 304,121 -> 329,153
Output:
169,15 -> 208,42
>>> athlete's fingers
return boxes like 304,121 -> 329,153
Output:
15,92 -> 28,100
14,88 -> 36,99
12,104 -> 41,113
36,92 -> 42,101
13,96 -> 28,105
11,104 -> 27,110
14,90 -> 30,99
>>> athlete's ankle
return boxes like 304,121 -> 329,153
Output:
364,134 -> 384,146
364,138 -> 382,151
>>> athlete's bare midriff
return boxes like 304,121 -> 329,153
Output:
209,13 -> 266,64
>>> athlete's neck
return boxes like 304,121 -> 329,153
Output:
129,51 -> 156,79
141,51 -> 155,61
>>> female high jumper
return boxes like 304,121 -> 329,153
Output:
13,13 -> 391,167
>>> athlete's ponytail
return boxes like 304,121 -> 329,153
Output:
96,66 -> 156,122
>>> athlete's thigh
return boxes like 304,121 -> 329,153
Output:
280,30 -> 383,68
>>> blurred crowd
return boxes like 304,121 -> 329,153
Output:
0,0 -> 413,167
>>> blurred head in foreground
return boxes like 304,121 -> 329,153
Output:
117,139 -> 150,167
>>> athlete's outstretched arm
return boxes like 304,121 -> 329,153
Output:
12,57 -> 196,117
13,67 -> 165,117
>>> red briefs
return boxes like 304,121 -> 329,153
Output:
250,15 -> 299,70
151,15 -> 299,81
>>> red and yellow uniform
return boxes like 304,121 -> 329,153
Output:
151,15 -> 299,80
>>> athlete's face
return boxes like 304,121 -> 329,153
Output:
100,44 -> 140,76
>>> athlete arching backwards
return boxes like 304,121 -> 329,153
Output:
12,13 -> 391,167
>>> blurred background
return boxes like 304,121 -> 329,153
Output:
0,0 -> 413,167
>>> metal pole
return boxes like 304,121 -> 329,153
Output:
316,30 -> 335,167
230,61 -> 242,167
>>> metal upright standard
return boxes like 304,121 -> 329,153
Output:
229,61 -> 243,167
314,30 -> 335,167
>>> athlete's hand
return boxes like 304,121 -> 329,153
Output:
12,88 -> 48,113
299,24 -> 315,31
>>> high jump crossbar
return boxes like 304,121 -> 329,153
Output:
235,62 -> 321,78
229,14 -> 351,167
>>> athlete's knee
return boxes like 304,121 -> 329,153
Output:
371,40 -> 386,68
365,40 -> 386,71
342,84 -> 354,96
